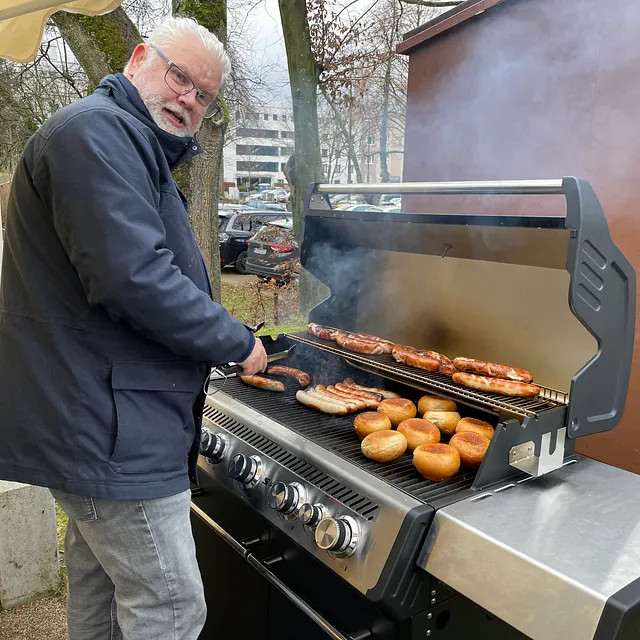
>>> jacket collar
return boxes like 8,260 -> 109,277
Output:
95,73 -> 203,170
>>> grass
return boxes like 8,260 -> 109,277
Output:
221,280 -> 306,335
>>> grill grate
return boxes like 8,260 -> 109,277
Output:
202,403 -> 380,520
286,332 -> 568,418
209,377 -> 476,505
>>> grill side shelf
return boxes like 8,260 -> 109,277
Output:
286,332 -> 568,420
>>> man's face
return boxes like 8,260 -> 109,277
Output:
127,39 -> 223,138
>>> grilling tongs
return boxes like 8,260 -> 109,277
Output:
212,324 -> 296,378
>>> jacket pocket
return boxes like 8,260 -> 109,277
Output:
109,361 -> 204,474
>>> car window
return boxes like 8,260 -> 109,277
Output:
254,224 -> 295,245
219,216 -> 230,231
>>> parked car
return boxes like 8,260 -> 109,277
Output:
219,209 -> 292,273
244,201 -> 287,212
245,219 -> 299,284
337,204 -> 384,212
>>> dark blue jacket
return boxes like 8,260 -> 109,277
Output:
0,74 -> 254,499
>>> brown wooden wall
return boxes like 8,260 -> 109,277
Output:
402,0 -> 640,474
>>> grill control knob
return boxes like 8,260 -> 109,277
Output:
315,516 -> 359,558
298,503 -> 326,527
200,429 -> 228,464
268,482 -> 305,515
228,454 -> 263,486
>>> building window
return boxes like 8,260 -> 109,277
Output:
282,114 -> 287,122
236,161 -> 279,172
321,149 -> 328,157
367,156 -> 374,165
280,146 -> 295,156
367,135 -> 374,145
236,128 -> 280,139
322,164 -> 328,174
281,131 -> 294,138
335,179 -> 341,184
273,114 -> 278,121
236,144 -> 279,156
263,113 -> 269,120
335,164 -> 341,172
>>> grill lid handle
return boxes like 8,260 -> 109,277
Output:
313,179 -> 564,196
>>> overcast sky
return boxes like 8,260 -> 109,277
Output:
237,0 -> 376,107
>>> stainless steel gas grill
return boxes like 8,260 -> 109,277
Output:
191,179 -> 640,640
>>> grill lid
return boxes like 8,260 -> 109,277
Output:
302,177 -> 635,441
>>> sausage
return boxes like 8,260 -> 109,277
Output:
330,384 -> 380,408
315,385 -> 367,411
392,346 -> 441,372
307,323 -> 336,341
440,362 -> 457,377
335,333 -> 385,355
452,372 -> 540,397
402,345 -> 451,366
267,365 -> 311,388
452,357 -> 533,383
352,333 -> 396,353
241,375 -> 285,392
296,389 -> 351,415
342,378 -> 401,400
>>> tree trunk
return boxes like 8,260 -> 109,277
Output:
278,0 -> 323,240
379,56 -> 393,183
52,8 -> 141,89
323,91 -> 364,184
174,0 -> 228,303
188,118 -> 224,302
278,0 -> 325,314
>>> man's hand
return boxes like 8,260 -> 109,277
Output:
238,338 -> 268,376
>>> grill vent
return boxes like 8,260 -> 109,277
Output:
202,404 -> 379,521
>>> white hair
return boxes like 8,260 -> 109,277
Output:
125,15 -> 231,83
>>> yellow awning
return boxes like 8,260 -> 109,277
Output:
0,0 -> 122,63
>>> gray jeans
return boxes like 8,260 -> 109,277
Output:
51,488 -> 206,640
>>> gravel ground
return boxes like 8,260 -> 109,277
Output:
0,596 -> 67,640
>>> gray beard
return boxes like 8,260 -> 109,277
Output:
142,94 -> 200,138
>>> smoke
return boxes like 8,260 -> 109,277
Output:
402,0 -> 640,231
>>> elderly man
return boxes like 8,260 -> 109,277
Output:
0,15 -> 266,640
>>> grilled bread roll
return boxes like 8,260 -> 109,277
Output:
377,398 -> 417,427
361,430 -> 407,462
397,418 -> 441,452
413,443 -> 460,481
449,431 -> 490,468
455,417 -> 495,441
354,412 -> 392,439
418,395 -> 457,415
423,411 -> 461,436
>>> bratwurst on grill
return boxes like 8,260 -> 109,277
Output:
452,372 -> 540,397
452,357 -> 533,383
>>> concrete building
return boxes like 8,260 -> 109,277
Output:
223,106 -> 404,192
224,107 -> 295,193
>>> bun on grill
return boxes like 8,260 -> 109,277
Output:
455,417 -> 495,441
377,398 -> 417,427
354,411 -> 392,439
413,443 -> 460,481
423,411 -> 461,436
449,431 -> 490,468
397,418 -> 441,452
361,430 -> 407,462
418,395 -> 457,415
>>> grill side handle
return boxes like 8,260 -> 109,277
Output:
563,177 -> 636,438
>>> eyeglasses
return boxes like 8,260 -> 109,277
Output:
150,45 -> 221,119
